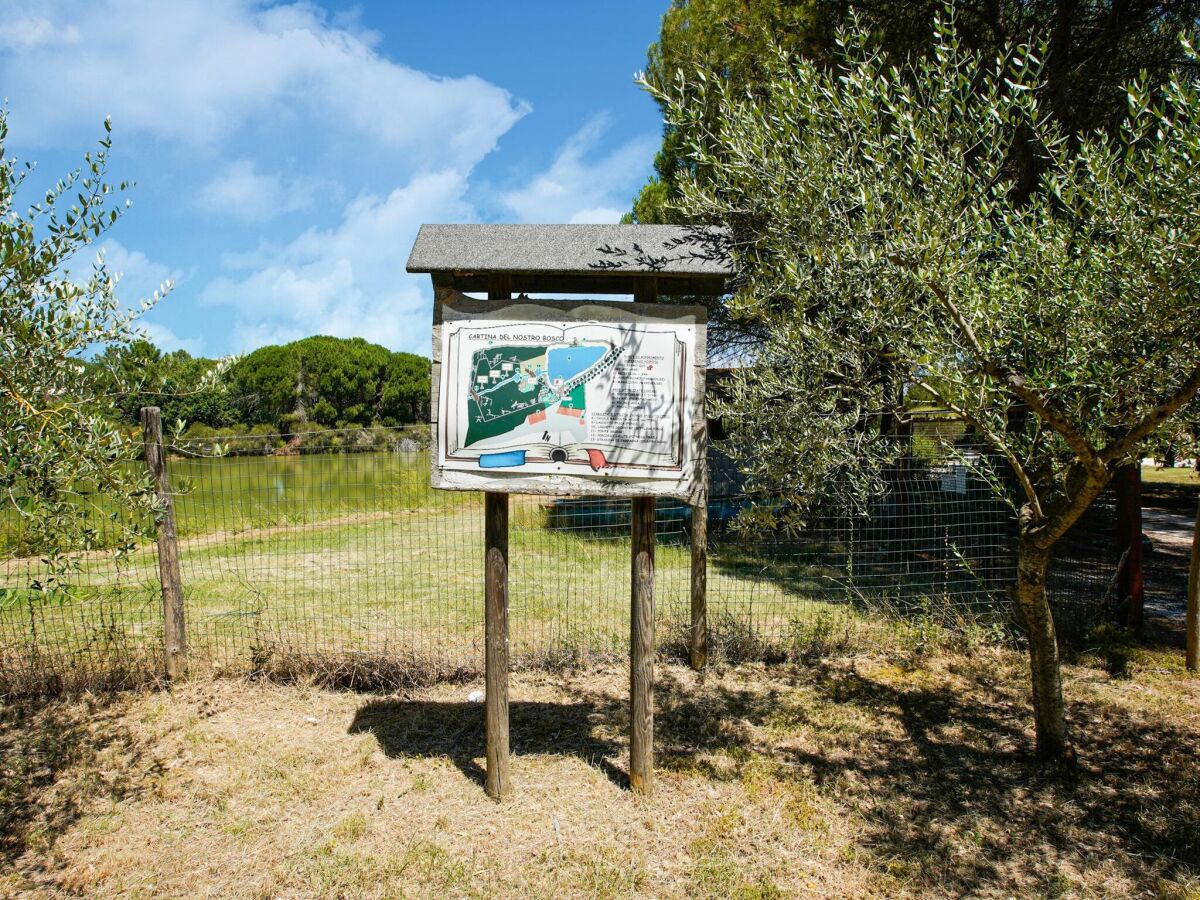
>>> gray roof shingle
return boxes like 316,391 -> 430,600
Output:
406,224 -> 732,278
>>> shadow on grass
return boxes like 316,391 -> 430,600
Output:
662,661 -> 1198,895
353,660 -> 1197,894
348,668 -> 768,793
797,665 -> 1198,892
349,698 -> 631,788
0,697 -> 149,869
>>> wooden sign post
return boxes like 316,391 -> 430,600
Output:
410,224 -> 729,799
629,278 -> 657,794
484,274 -> 512,800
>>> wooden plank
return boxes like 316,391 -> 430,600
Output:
633,276 -> 658,304
484,272 -> 512,800
689,301 -> 709,671
630,495 -> 656,794
140,407 -> 187,681
629,274 -> 659,795
439,272 -> 728,297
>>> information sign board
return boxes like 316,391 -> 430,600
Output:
431,290 -> 706,500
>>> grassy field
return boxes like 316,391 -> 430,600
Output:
2,643 -> 1197,898
4,452 -> 891,692
1143,464 -> 1200,488
1142,464 -> 1200,512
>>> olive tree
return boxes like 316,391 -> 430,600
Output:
647,14 -> 1200,759
1,112 -> 162,576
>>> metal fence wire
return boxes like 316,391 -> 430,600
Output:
0,419 -> 1118,694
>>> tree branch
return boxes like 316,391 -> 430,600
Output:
907,267 -> 1108,479
975,360 -> 1106,477
1028,463 -> 1111,551
912,378 -> 1045,522
1101,362 -> 1200,463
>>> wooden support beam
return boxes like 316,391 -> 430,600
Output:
630,495 -> 656,794
1116,463 -> 1145,633
629,274 -> 660,794
484,491 -> 510,799
484,273 -> 512,800
633,277 -> 658,305
140,406 -> 187,681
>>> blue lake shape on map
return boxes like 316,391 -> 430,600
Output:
547,345 -> 606,382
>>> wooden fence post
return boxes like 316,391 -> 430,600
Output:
630,495 -> 656,795
1187,498 -> 1199,672
140,406 -> 186,681
690,479 -> 708,672
484,273 -> 512,800
484,491 -> 510,798
1115,463 -> 1144,633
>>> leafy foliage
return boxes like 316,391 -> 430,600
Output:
649,10 -> 1200,757
0,111 -> 159,566
92,340 -> 236,431
634,0 -> 1200,226
228,335 -> 429,430
94,334 -> 431,435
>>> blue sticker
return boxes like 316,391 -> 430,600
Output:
478,450 -> 527,468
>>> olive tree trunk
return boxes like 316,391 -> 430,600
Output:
1014,539 -> 1070,760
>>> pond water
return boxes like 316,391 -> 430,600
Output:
547,344 -> 606,382
0,451 -> 451,556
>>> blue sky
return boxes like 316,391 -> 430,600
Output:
0,1 -> 665,357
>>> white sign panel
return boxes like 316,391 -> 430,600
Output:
432,291 -> 706,500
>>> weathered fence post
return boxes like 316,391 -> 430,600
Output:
484,273 -> 512,800
630,495 -> 656,794
690,472 -> 708,672
1115,463 -> 1145,633
140,406 -> 186,680
1187,498 -> 1199,672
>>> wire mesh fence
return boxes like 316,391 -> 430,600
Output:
0,419 -> 1120,695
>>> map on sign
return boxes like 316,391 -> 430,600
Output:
435,296 -> 702,493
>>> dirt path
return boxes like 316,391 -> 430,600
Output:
1142,505 -> 1195,644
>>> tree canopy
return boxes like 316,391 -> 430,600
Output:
93,340 -> 236,431
0,112 -> 159,563
95,335 -> 432,434
229,335 -> 429,430
648,10 -> 1200,759
633,0 -> 1200,225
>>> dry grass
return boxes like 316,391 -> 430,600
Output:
3,647 -> 1199,899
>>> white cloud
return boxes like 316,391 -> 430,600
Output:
1,0 -> 528,171
138,321 -> 204,356
500,115 -> 656,223
568,207 -> 625,224
85,240 -> 198,352
0,2 -> 662,357
99,239 -> 179,305
200,169 -> 472,354
0,17 -> 79,50
198,159 -> 313,222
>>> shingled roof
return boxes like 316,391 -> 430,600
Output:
406,224 -> 732,295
